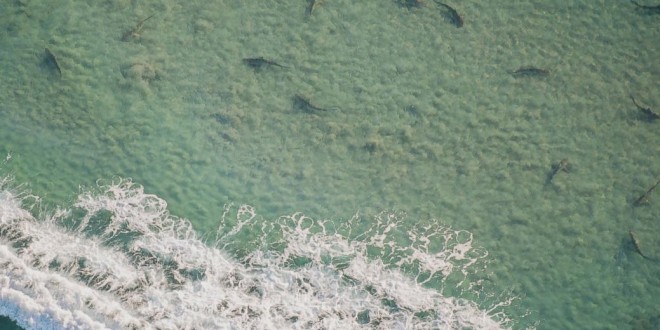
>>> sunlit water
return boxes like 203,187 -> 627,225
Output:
2,0 -> 659,329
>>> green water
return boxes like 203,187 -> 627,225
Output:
1,0 -> 659,329
0,315 -> 22,330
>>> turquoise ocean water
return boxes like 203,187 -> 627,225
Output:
1,0 -> 658,329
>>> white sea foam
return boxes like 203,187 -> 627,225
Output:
0,177 -> 521,329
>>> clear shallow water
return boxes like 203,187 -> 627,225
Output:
1,0 -> 659,329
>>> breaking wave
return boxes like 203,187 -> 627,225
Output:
0,176 -> 522,329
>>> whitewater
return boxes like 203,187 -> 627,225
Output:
0,175 -> 520,329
